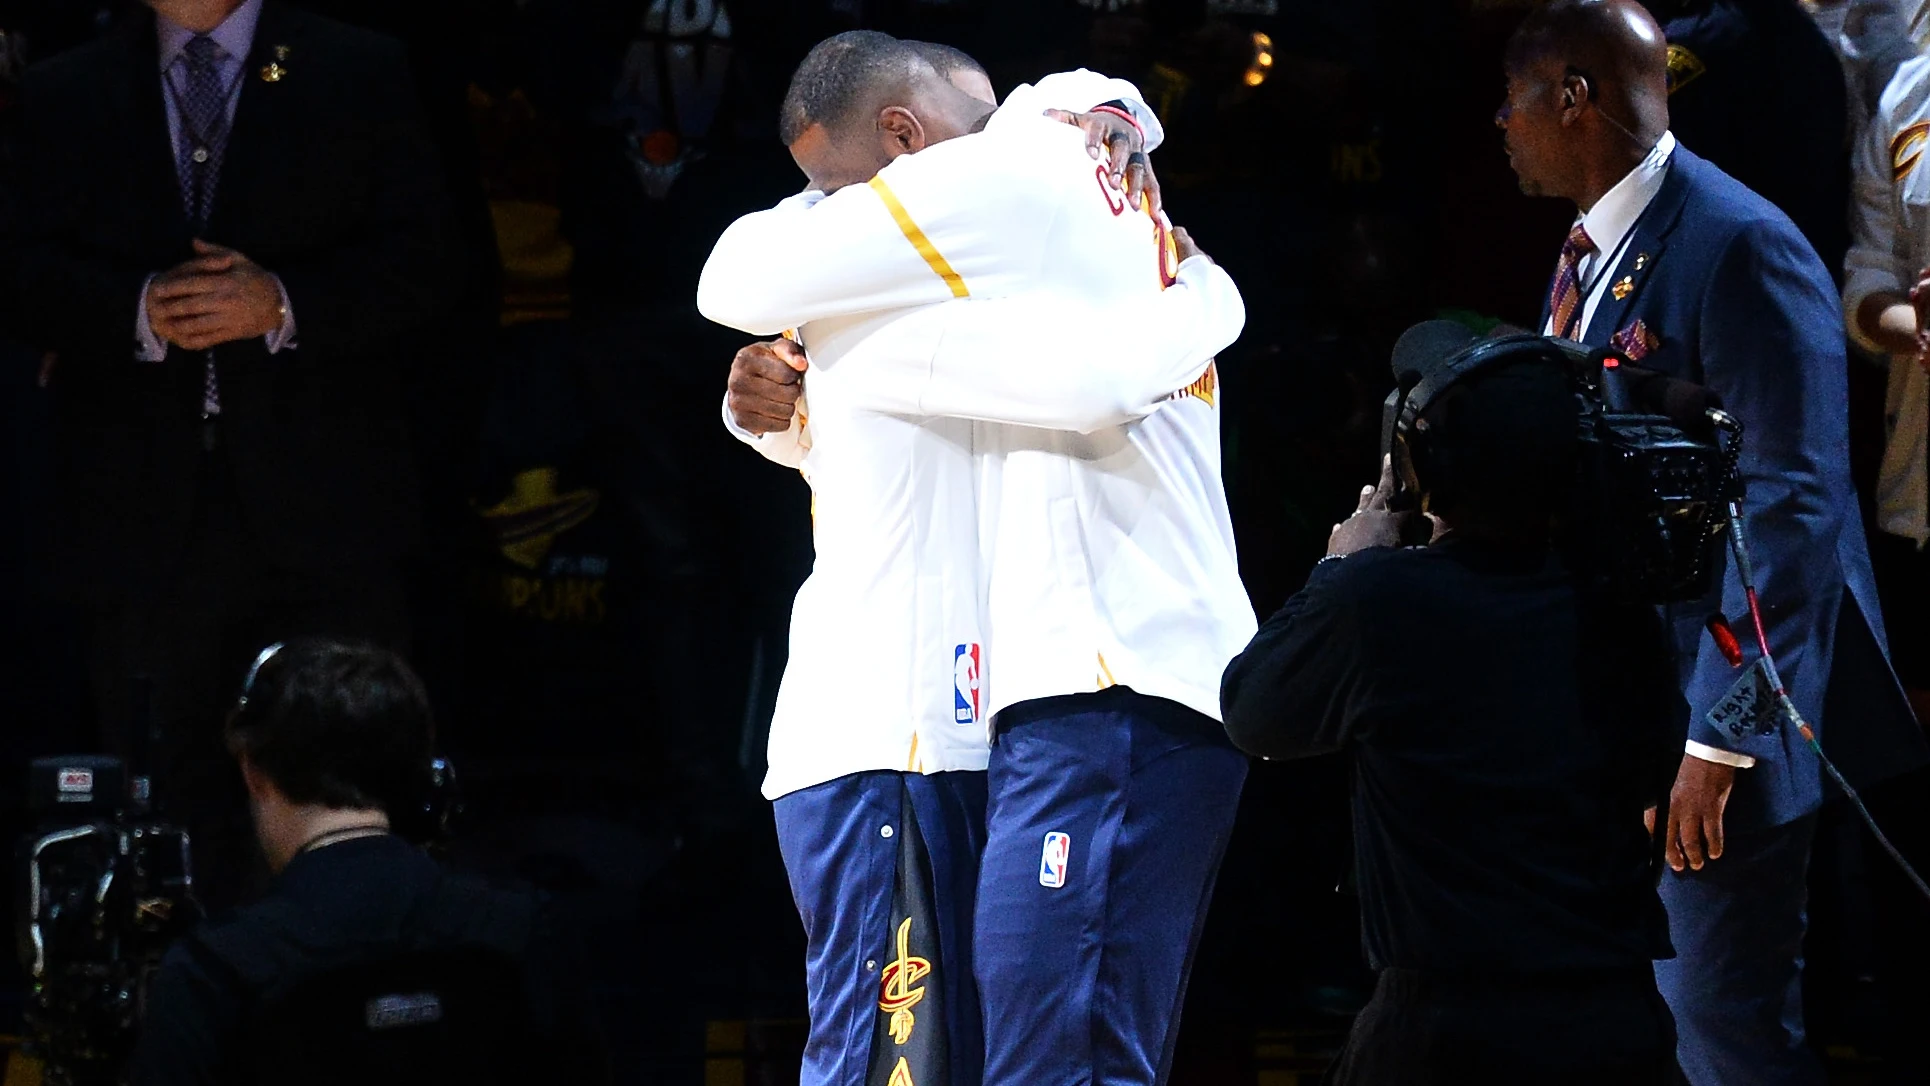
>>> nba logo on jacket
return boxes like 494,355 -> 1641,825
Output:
954,643 -> 981,724
1039,832 -> 1071,888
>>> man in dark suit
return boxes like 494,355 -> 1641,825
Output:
0,0 -> 448,902
1497,2 -> 1926,1083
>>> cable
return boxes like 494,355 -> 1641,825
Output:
1811,731 -> 1930,903
1721,470 -> 1930,904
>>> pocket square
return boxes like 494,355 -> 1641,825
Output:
1610,319 -> 1662,362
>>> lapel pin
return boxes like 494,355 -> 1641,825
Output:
1612,276 -> 1634,301
1633,252 -> 1649,271
260,45 -> 290,83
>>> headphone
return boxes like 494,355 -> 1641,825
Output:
1385,333 -> 1602,510
231,642 -> 285,720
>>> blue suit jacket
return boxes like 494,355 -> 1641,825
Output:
1542,146 -> 1925,831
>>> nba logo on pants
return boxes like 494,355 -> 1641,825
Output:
954,644 -> 981,724
1039,832 -> 1071,888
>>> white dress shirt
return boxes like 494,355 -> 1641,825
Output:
1544,131 -> 1677,341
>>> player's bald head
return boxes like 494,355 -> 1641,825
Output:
1505,0 -> 1670,122
909,41 -> 996,106
779,30 -> 993,194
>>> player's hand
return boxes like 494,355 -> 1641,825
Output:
1172,227 -> 1205,265
1664,754 -> 1736,872
1328,456 -> 1415,556
727,338 -> 808,435
1043,107 -> 1162,217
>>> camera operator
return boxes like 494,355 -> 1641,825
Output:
130,639 -> 606,1086
1220,331 -> 1685,1085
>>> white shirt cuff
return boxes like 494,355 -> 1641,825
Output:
1685,739 -> 1756,769
135,274 -> 166,362
265,275 -> 297,353
721,391 -> 762,444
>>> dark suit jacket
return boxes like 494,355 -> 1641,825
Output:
1661,0 -> 1851,281
1542,145 -> 1925,831
0,2 -> 448,597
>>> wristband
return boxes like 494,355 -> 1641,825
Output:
1090,103 -> 1145,141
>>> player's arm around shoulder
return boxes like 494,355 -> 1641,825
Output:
1061,230 -> 1247,426
1164,240 -> 1247,365
999,69 -> 1166,151
697,183 -> 958,335
864,123 -> 1095,299
875,229 -> 1242,434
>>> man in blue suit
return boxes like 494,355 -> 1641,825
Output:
1498,2 -> 1927,1083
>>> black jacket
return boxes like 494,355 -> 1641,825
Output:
0,3 -> 449,595
132,835 -> 607,1086
1222,542 -> 1685,973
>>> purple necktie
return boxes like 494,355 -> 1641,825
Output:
178,34 -> 228,417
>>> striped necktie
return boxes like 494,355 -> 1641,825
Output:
1548,223 -> 1596,341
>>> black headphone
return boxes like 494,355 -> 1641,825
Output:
1385,333 -> 1603,510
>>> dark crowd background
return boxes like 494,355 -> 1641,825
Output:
0,0 -> 1921,1081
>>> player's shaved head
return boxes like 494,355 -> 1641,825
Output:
1495,0 -> 1671,208
910,41 -> 996,106
780,30 -> 994,194
779,31 -> 925,146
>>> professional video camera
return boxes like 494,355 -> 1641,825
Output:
14,756 -> 200,1086
1384,323 -> 1741,605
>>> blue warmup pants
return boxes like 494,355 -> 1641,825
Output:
773,769 -> 988,1086
975,689 -> 1248,1086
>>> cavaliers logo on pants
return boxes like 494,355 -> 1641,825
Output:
868,793 -> 948,1086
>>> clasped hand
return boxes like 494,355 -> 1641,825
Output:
146,239 -> 284,352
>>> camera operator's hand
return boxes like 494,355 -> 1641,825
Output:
1664,754 -> 1736,872
1328,456 -> 1418,556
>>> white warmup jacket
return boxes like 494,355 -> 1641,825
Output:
698,74 -> 1246,800
1846,50 -> 1930,546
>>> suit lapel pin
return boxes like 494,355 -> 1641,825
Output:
1612,276 -> 1634,301
260,45 -> 290,83
1633,252 -> 1649,271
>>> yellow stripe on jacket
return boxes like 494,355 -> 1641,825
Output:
868,176 -> 970,298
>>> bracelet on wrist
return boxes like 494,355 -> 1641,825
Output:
1090,103 -> 1144,140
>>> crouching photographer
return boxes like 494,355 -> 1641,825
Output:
1221,324 -> 1692,1085
131,639 -> 607,1086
